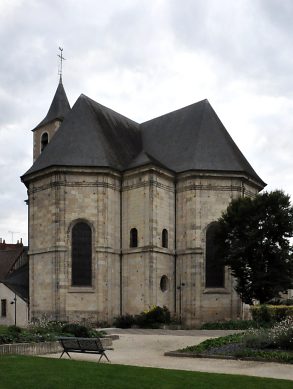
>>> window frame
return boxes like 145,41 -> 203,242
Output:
71,221 -> 93,287
205,222 -> 225,288
162,228 -> 168,248
130,228 -> 138,248
40,132 -> 49,152
1,299 -> 7,317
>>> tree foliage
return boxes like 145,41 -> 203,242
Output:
215,190 -> 293,304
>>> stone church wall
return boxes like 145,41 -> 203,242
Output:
121,168 -> 175,315
27,165 -> 260,327
176,174 -> 259,327
28,170 -> 121,323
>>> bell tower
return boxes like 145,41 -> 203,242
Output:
32,48 -> 70,161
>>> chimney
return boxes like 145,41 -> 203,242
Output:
0,238 -> 2,244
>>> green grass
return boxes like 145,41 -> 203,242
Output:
0,356 -> 292,389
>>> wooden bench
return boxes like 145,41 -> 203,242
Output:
58,337 -> 112,362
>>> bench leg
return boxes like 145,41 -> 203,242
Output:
60,351 -> 71,359
98,352 -> 110,363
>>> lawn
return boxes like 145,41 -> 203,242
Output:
0,356 -> 292,389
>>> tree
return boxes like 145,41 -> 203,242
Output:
215,190 -> 293,304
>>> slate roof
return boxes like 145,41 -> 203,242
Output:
22,87 -> 265,188
0,244 -> 29,301
141,99 -> 264,183
4,264 -> 29,301
33,78 -> 71,131
0,244 -> 24,280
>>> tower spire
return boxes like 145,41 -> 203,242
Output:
57,47 -> 66,83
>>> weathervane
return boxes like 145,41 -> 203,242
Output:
57,47 -> 66,81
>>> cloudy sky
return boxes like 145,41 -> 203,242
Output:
0,0 -> 292,245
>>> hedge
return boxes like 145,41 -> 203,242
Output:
251,305 -> 293,323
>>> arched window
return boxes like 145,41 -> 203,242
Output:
205,223 -> 224,288
130,228 -> 138,247
72,222 -> 92,286
41,132 -> 49,152
162,229 -> 168,248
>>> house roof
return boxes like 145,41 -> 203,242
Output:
33,79 -> 71,131
0,243 -> 29,301
0,244 -> 24,280
4,263 -> 29,301
22,87 -> 265,188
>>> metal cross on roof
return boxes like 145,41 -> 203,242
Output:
57,47 -> 66,80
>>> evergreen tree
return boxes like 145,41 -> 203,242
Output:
216,190 -> 293,304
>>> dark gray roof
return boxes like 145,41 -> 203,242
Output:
33,79 -> 71,131
23,94 -> 141,176
141,99 -> 265,184
22,89 -> 265,187
4,263 -> 29,301
0,244 -> 24,280
127,150 -> 168,170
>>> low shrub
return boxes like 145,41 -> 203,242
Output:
251,304 -> 293,324
244,316 -> 293,351
113,314 -> 136,329
61,323 -> 93,338
270,317 -> 293,350
113,306 -> 171,329
201,320 -> 260,330
136,306 -> 171,328
243,328 -> 273,349
180,333 -> 244,354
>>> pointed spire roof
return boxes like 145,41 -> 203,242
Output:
33,78 -> 71,131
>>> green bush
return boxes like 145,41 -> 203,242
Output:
244,317 -> 293,351
251,305 -> 293,324
180,333 -> 244,353
113,306 -> 171,329
113,314 -> 136,328
201,320 -> 259,330
61,323 -> 91,337
270,317 -> 293,350
136,306 -> 171,328
243,329 -> 273,349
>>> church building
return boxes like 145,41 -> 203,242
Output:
21,77 -> 265,327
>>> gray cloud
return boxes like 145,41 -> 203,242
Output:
0,0 -> 292,243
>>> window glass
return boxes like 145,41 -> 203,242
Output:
72,222 -> 92,286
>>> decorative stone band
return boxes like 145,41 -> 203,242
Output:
0,338 -> 113,356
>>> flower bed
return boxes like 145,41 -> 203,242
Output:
166,317 -> 293,364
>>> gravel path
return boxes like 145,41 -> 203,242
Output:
42,329 -> 293,381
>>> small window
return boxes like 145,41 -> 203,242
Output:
41,132 -> 49,152
72,222 -> 92,286
205,222 -> 225,288
162,229 -> 168,248
1,299 -> 7,317
130,228 -> 138,248
160,275 -> 169,292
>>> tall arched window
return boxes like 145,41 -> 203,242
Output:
130,228 -> 138,247
162,229 -> 168,248
72,222 -> 92,286
41,132 -> 49,152
205,222 -> 224,288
